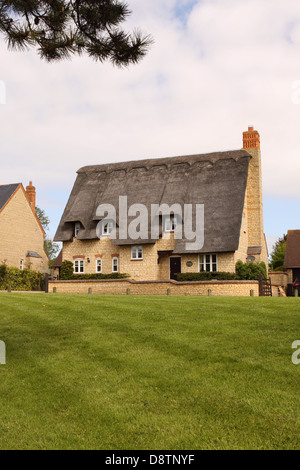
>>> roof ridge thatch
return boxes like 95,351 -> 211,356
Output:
77,149 -> 250,175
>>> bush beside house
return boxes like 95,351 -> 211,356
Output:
0,264 -> 45,291
235,261 -> 267,280
177,272 -> 236,281
177,261 -> 267,283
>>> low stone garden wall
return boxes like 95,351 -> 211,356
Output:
269,271 -> 288,287
48,279 -> 259,296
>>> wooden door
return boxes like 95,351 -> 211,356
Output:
170,257 -> 181,281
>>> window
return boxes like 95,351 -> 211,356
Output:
74,259 -> 84,273
165,215 -> 177,232
20,259 -> 24,270
131,245 -> 143,260
199,254 -> 217,272
112,257 -> 119,273
102,220 -> 114,236
96,258 -> 102,273
74,222 -> 81,237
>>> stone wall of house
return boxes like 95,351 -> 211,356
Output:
0,186 -> 48,272
49,279 -> 259,296
234,201 -> 249,266
243,142 -> 269,270
62,234 -> 239,281
63,237 -> 159,280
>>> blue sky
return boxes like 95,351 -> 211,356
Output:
1,0 -> 300,256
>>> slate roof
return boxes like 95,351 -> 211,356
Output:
284,230 -> 300,268
26,250 -> 42,258
0,183 -> 20,211
54,149 -> 251,254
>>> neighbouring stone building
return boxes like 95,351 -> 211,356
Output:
54,127 -> 268,281
284,230 -> 300,283
0,182 -> 48,272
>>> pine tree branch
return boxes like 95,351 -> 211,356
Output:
0,0 -> 153,65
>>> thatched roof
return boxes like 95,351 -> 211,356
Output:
54,149 -> 251,254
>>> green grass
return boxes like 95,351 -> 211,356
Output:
0,293 -> 300,450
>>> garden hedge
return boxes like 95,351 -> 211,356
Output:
0,265 -> 45,291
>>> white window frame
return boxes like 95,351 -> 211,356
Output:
199,254 -> 218,272
112,257 -> 119,273
74,258 -> 85,274
20,259 -> 24,270
75,222 -> 81,238
131,245 -> 143,260
96,258 -> 102,273
102,220 -> 114,236
164,215 -> 177,232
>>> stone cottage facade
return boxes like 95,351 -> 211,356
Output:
54,127 -> 268,280
0,182 -> 48,272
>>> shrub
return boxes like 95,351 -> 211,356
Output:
0,264 -> 7,283
71,273 -> 130,280
0,266 -> 44,291
60,260 -> 74,280
177,272 -> 236,282
235,260 -> 267,280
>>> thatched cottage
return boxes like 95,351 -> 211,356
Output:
54,127 -> 268,280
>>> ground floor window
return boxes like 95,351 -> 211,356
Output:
74,259 -> 84,273
96,258 -> 102,273
112,257 -> 119,273
20,259 -> 24,270
199,254 -> 217,272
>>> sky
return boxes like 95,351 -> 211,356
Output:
1,0 -> 300,256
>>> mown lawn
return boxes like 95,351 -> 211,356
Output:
0,292 -> 299,450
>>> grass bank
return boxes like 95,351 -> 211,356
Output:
0,293 -> 299,449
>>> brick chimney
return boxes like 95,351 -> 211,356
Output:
243,126 -> 260,149
26,181 -> 36,211
242,126 -> 268,270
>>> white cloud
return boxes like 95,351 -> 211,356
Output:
0,0 -> 300,234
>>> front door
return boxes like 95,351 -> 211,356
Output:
170,257 -> 181,281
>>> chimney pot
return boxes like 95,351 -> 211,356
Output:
243,126 -> 260,149
26,181 -> 36,211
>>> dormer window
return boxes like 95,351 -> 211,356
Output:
74,222 -> 81,238
102,220 -> 114,236
165,215 -> 177,232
